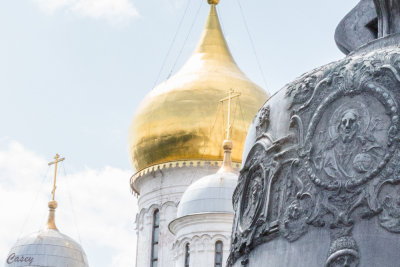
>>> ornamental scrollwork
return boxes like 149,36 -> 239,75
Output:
280,198 -> 311,242
228,47 -> 400,266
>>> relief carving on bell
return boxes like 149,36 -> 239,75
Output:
228,1 -> 400,266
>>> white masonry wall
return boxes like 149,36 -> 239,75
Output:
170,213 -> 233,267
133,163 -> 223,267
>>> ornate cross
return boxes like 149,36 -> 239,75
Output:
220,89 -> 241,140
48,154 -> 65,201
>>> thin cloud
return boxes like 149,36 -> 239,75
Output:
32,0 -> 139,24
0,140 -> 137,267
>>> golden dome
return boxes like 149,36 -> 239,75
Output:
129,4 -> 268,173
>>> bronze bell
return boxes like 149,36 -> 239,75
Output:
229,1 -> 400,266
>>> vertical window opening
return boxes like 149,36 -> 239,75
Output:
151,209 -> 159,267
214,241 -> 223,267
184,243 -> 190,267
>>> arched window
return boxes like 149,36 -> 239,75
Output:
150,209 -> 159,267
214,241 -> 223,267
184,243 -> 190,267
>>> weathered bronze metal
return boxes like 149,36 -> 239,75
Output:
336,0 -> 400,55
229,1 -> 400,266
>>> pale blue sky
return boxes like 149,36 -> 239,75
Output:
0,0 -> 357,170
0,0 -> 358,266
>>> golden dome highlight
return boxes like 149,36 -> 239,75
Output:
129,4 -> 268,174
208,0 -> 220,5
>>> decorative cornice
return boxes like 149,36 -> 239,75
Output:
169,212 -> 234,235
130,160 -> 241,195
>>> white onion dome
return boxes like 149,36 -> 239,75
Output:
177,171 -> 237,217
177,140 -> 238,217
4,201 -> 89,267
5,229 -> 89,267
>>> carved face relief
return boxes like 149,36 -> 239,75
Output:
310,96 -> 390,186
287,200 -> 301,220
328,254 -> 359,267
326,236 -> 359,267
338,110 -> 359,143
256,105 -> 270,139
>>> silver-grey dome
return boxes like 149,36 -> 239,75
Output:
5,228 -> 88,267
177,171 -> 238,217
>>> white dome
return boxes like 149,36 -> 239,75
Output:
177,170 -> 238,217
5,228 -> 88,267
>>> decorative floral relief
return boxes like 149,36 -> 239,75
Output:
280,198 -> 310,242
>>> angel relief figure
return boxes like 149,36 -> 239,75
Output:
313,101 -> 385,181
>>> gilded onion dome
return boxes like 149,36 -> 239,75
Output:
129,2 -> 268,176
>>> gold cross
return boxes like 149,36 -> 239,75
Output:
48,154 -> 65,201
220,89 -> 241,140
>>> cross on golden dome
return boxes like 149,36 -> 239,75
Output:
220,89 -> 241,140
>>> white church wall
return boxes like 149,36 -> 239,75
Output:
170,213 -> 233,267
134,164 -> 221,267
135,204 -> 157,267
159,202 -> 177,266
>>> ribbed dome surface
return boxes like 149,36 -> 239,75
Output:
5,229 -> 88,267
129,5 -> 268,174
177,170 -> 238,217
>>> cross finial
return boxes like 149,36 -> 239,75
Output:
218,90 -> 240,173
48,154 -> 65,201
219,89 -> 241,140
